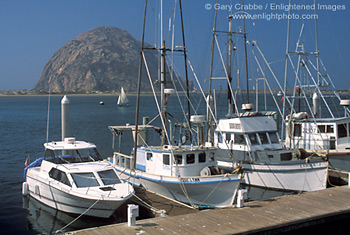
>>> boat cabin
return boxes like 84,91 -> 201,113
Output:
43,138 -> 103,164
113,145 -> 218,177
214,112 -> 282,152
285,114 -> 350,150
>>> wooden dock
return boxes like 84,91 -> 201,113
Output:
70,186 -> 350,234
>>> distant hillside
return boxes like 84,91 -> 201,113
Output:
34,26 -> 193,93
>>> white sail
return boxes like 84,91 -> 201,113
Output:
117,87 -> 129,105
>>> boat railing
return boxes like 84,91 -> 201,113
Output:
113,152 -> 133,169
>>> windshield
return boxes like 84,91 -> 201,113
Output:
98,169 -> 121,185
71,172 -> 100,188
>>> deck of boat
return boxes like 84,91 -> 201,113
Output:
71,186 -> 350,234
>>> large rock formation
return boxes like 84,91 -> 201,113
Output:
34,26 -> 193,93
34,26 -> 155,92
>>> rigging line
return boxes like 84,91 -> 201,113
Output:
249,43 -> 283,118
215,35 -> 239,115
187,59 -> 237,159
142,51 -> 199,202
142,52 -> 171,145
302,59 -> 334,118
163,60 -> 195,143
166,57 -> 199,114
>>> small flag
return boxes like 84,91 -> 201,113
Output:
24,155 -> 30,168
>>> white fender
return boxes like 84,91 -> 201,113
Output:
22,182 -> 29,196
35,185 -> 40,196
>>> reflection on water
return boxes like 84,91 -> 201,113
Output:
23,196 -> 128,234
23,184 -> 296,234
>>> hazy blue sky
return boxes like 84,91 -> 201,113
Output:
0,0 -> 349,90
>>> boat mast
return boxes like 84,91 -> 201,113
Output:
179,0 -> 192,145
314,0 -> 321,118
242,0 -> 250,104
160,39 -> 168,146
314,0 -> 320,87
133,0 -> 148,169
227,14 -> 234,116
207,0 -> 218,143
281,0 -> 292,141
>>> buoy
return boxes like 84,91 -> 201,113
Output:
99,101 -> 104,105
22,182 -> 29,196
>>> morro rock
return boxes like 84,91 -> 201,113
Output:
34,26 -> 159,93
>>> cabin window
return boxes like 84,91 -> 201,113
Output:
163,154 -> 170,165
327,125 -> 334,133
198,152 -> 206,163
293,124 -> 302,137
209,152 -> 215,162
49,168 -> 71,187
174,155 -> 182,165
98,169 -> 121,185
318,125 -> 326,133
234,134 -> 246,145
249,134 -> 259,145
44,149 -> 55,159
258,133 -> 269,144
337,123 -> 348,138
71,172 -> 99,188
225,133 -> 231,142
218,133 -> 223,143
146,152 -> 153,161
280,153 -> 292,161
269,132 -> 279,143
186,154 -> 195,164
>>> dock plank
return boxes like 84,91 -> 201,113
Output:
72,186 -> 350,235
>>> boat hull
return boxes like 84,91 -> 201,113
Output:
311,149 -> 350,172
219,160 -> 328,192
26,172 -> 132,218
114,166 -> 241,208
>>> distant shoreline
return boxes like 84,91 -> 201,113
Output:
1,89 -> 349,97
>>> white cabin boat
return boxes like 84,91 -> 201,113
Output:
279,2 -> 350,173
285,113 -> 350,172
117,87 -> 129,106
23,138 -> 134,218
109,125 -> 241,209
214,112 -> 328,191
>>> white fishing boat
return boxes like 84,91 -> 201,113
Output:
215,113 -> 328,192
281,2 -> 350,173
109,125 -> 241,208
117,87 -> 129,106
206,3 -> 328,192
23,137 -> 134,218
108,0 -> 242,209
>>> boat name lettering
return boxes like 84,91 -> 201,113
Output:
182,178 -> 200,182
229,123 -> 241,129
303,127 -> 317,133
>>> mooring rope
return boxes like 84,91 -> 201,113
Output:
55,198 -> 101,234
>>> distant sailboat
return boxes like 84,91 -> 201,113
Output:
117,87 -> 129,106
